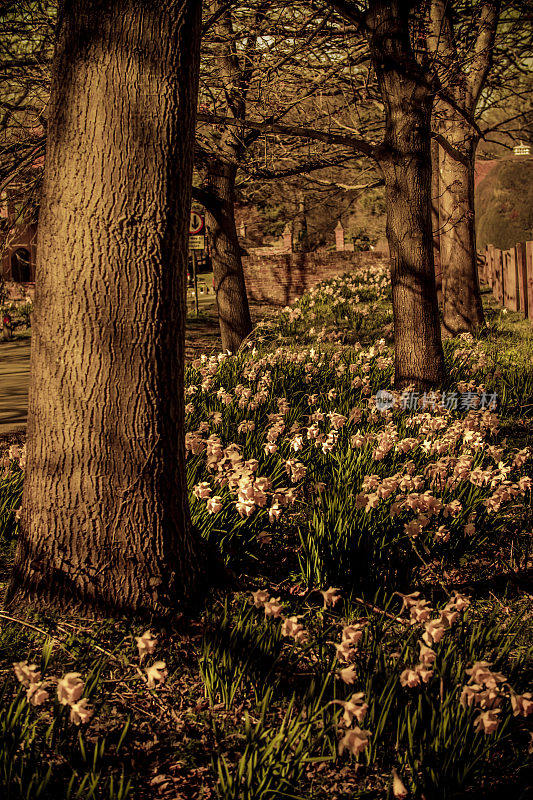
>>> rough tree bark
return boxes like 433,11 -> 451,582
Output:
428,0 -> 499,335
7,0 -> 204,615
438,116 -> 484,334
198,0 -> 258,352
431,136 -> 443,308
366,0 -> 445,388
203,157 -> 253,352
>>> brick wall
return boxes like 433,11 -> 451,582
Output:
242,250 -> 385,306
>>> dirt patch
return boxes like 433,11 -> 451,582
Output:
185,311 -> 221,360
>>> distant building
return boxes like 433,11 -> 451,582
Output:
0,188 -> 37,283
513,142 -> 531,156
0,132 -> 43,284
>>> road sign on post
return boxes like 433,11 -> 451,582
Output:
189,211 -> 204,235
189,235 -> 205,250
191,252 -> 199,317
189,212 -> 205,318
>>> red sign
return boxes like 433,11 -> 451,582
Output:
189,212 -> 204,235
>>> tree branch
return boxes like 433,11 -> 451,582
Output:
196,112 -> 378,159
325,0 -> 366,29
467,0 -> 500,107
431,131 -> 469,167
435,85 -> 486,139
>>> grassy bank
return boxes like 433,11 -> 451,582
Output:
0,273 -> 532,800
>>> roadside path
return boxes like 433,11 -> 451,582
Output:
0,333 -> 32,436
0,314 -> 222,439
0,291 -> 274,441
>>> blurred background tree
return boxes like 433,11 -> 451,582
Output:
476,159 -> 533,250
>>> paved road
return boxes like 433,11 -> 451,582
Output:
0,314 -> 222,437
0,333 -> 31,435
0,292 -> 270,437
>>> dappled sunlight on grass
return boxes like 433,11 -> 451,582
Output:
1,270 -> 532,799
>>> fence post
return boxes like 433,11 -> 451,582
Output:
516,242 -> 528,317
500,250 -> 506,306
477,251 -> 485,284
526,241 -> 533,321
502,250 -> 508,307
487,244 -> 495,289
494,249 -> 503,305
483,247 -> 489,286
504,248 -> 519,311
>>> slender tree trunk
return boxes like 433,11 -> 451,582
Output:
431,137 -> 443,308
197,0 -> 257,353
439,117 -> 485,335
426,0 -> 497,335
366,0 -> 445,388
7,0 -> 204,615
204,158 -> 253,352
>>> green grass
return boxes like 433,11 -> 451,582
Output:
1,273 -> 532,800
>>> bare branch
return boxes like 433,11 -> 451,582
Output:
467,0 -> 500,107
196,112 -> 378,158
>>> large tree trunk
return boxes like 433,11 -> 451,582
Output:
366,0 -> 445,388
7,0 -> 204,615
439,118 -> 485,335
204,158 -> 253,352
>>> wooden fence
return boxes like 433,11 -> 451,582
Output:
479,241 -> 533,320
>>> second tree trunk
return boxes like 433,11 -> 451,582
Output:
439,119 -> 485,335
204,159 -> 253,353
367,0 -> 445,389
